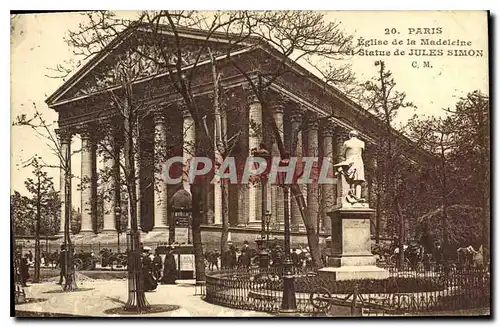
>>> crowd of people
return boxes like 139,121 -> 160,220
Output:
204,240 -> 316,271
141,245 -> 178,292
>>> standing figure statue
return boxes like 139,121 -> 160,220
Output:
334,130 -> 366,205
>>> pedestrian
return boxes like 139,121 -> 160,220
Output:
142,247 -> 157,292
57,245 -> 66,285
152,249 -> 163,281
53,250 -> 59,269
242,240 -> 250,252
237,248 -> 251,270
292,249 -> 300,267
27,251 -> 33,263
222,245 -> 237,269
20,254 -> 30,287
161,246 -> 177,284
271,245 -> 283,267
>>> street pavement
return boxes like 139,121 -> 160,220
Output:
14,278 -> 270,317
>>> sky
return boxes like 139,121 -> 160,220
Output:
10,11 -> 489,209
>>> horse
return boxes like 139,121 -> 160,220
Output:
204,251 -> 220,271
457,245 -> 477,267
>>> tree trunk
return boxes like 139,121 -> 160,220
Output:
220,182 -> 230,255
396,201 -> 404,268
34,174 -> 41,283
63,138 -> 77,291
290,184 -> 321,266
191,181 -> 206,283
440,135 -> 449,271
375,190 -> 381,244
287,113 -> 321,267
123,97 -> 149,311
210,51 -> 229,256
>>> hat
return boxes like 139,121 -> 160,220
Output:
143,246 -> 152,252
349,130 -> 359,138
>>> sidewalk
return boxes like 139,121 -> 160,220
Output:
14,279 -> 270,317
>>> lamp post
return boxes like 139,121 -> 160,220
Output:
253,146 -> 271,269
115,206 -> 122,253
258,211 -> 272,268
278,155 -> 297,313
264,211 -> 272,248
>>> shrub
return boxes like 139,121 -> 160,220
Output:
266,276 -> 446,293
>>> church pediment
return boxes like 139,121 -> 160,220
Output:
46,27 -> 249,106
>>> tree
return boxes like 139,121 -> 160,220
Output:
216,10 -> 356,267
11,191 -> 34,236
51,11 -> 357,273
415,205 -> 483,250
446,91 -> 490,263
24,157 -> 59,283
359,60 -> 416,267
61,11 -> 176,309
407,91 -> 490,263
13,104 -> 77,291
410,116 -> 455,264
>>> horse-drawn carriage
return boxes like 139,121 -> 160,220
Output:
98,249 -> 128,269
73,252 -> 99,271
73,249 -> 128,270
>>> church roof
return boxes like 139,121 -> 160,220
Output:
45,23 -> 259,107
45,21 -> 437,163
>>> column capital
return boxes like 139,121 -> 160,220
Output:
335,126 -> 350,141
100,119 -> 118,136
153,109 -> 166,124
270,94 -> 288,112
290,108 -> 304,124
243,84 -> 259,105
271,101 -> 285,115
307,118 -> 320,131
80,130 -> 91,140
178,101 -> 192,118
55,128 -> 72,143
321,119 -> 336,138
76,123 -> 96,140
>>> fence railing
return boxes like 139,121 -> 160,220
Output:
205,265 -> 490,316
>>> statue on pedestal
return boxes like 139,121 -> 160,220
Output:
334,130 -> 366,206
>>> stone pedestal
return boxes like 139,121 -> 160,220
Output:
319,206 -> 388,280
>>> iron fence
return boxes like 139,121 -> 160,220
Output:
205,265 -> 490,316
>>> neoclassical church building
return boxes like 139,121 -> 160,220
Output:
46,23 -> 431,245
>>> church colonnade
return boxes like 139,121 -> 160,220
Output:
56,87 -> 376,235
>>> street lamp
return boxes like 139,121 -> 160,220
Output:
252,145 -> 271,269
256,210 -> 272,269
115,206 -> 122,253
277,153 -> 297,313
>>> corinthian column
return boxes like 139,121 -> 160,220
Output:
247,92 -> 262,224
307,117 -> 319,233
321,121 -> 335,234
80,129 -> 95,234
213,107 -> 226,226
153,111 -> 169,231
290,109 -> 303,232
102,128 -> 117,232
182,103 -> 196,192
271,99 -> 285,228
57,129 -> 72,235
